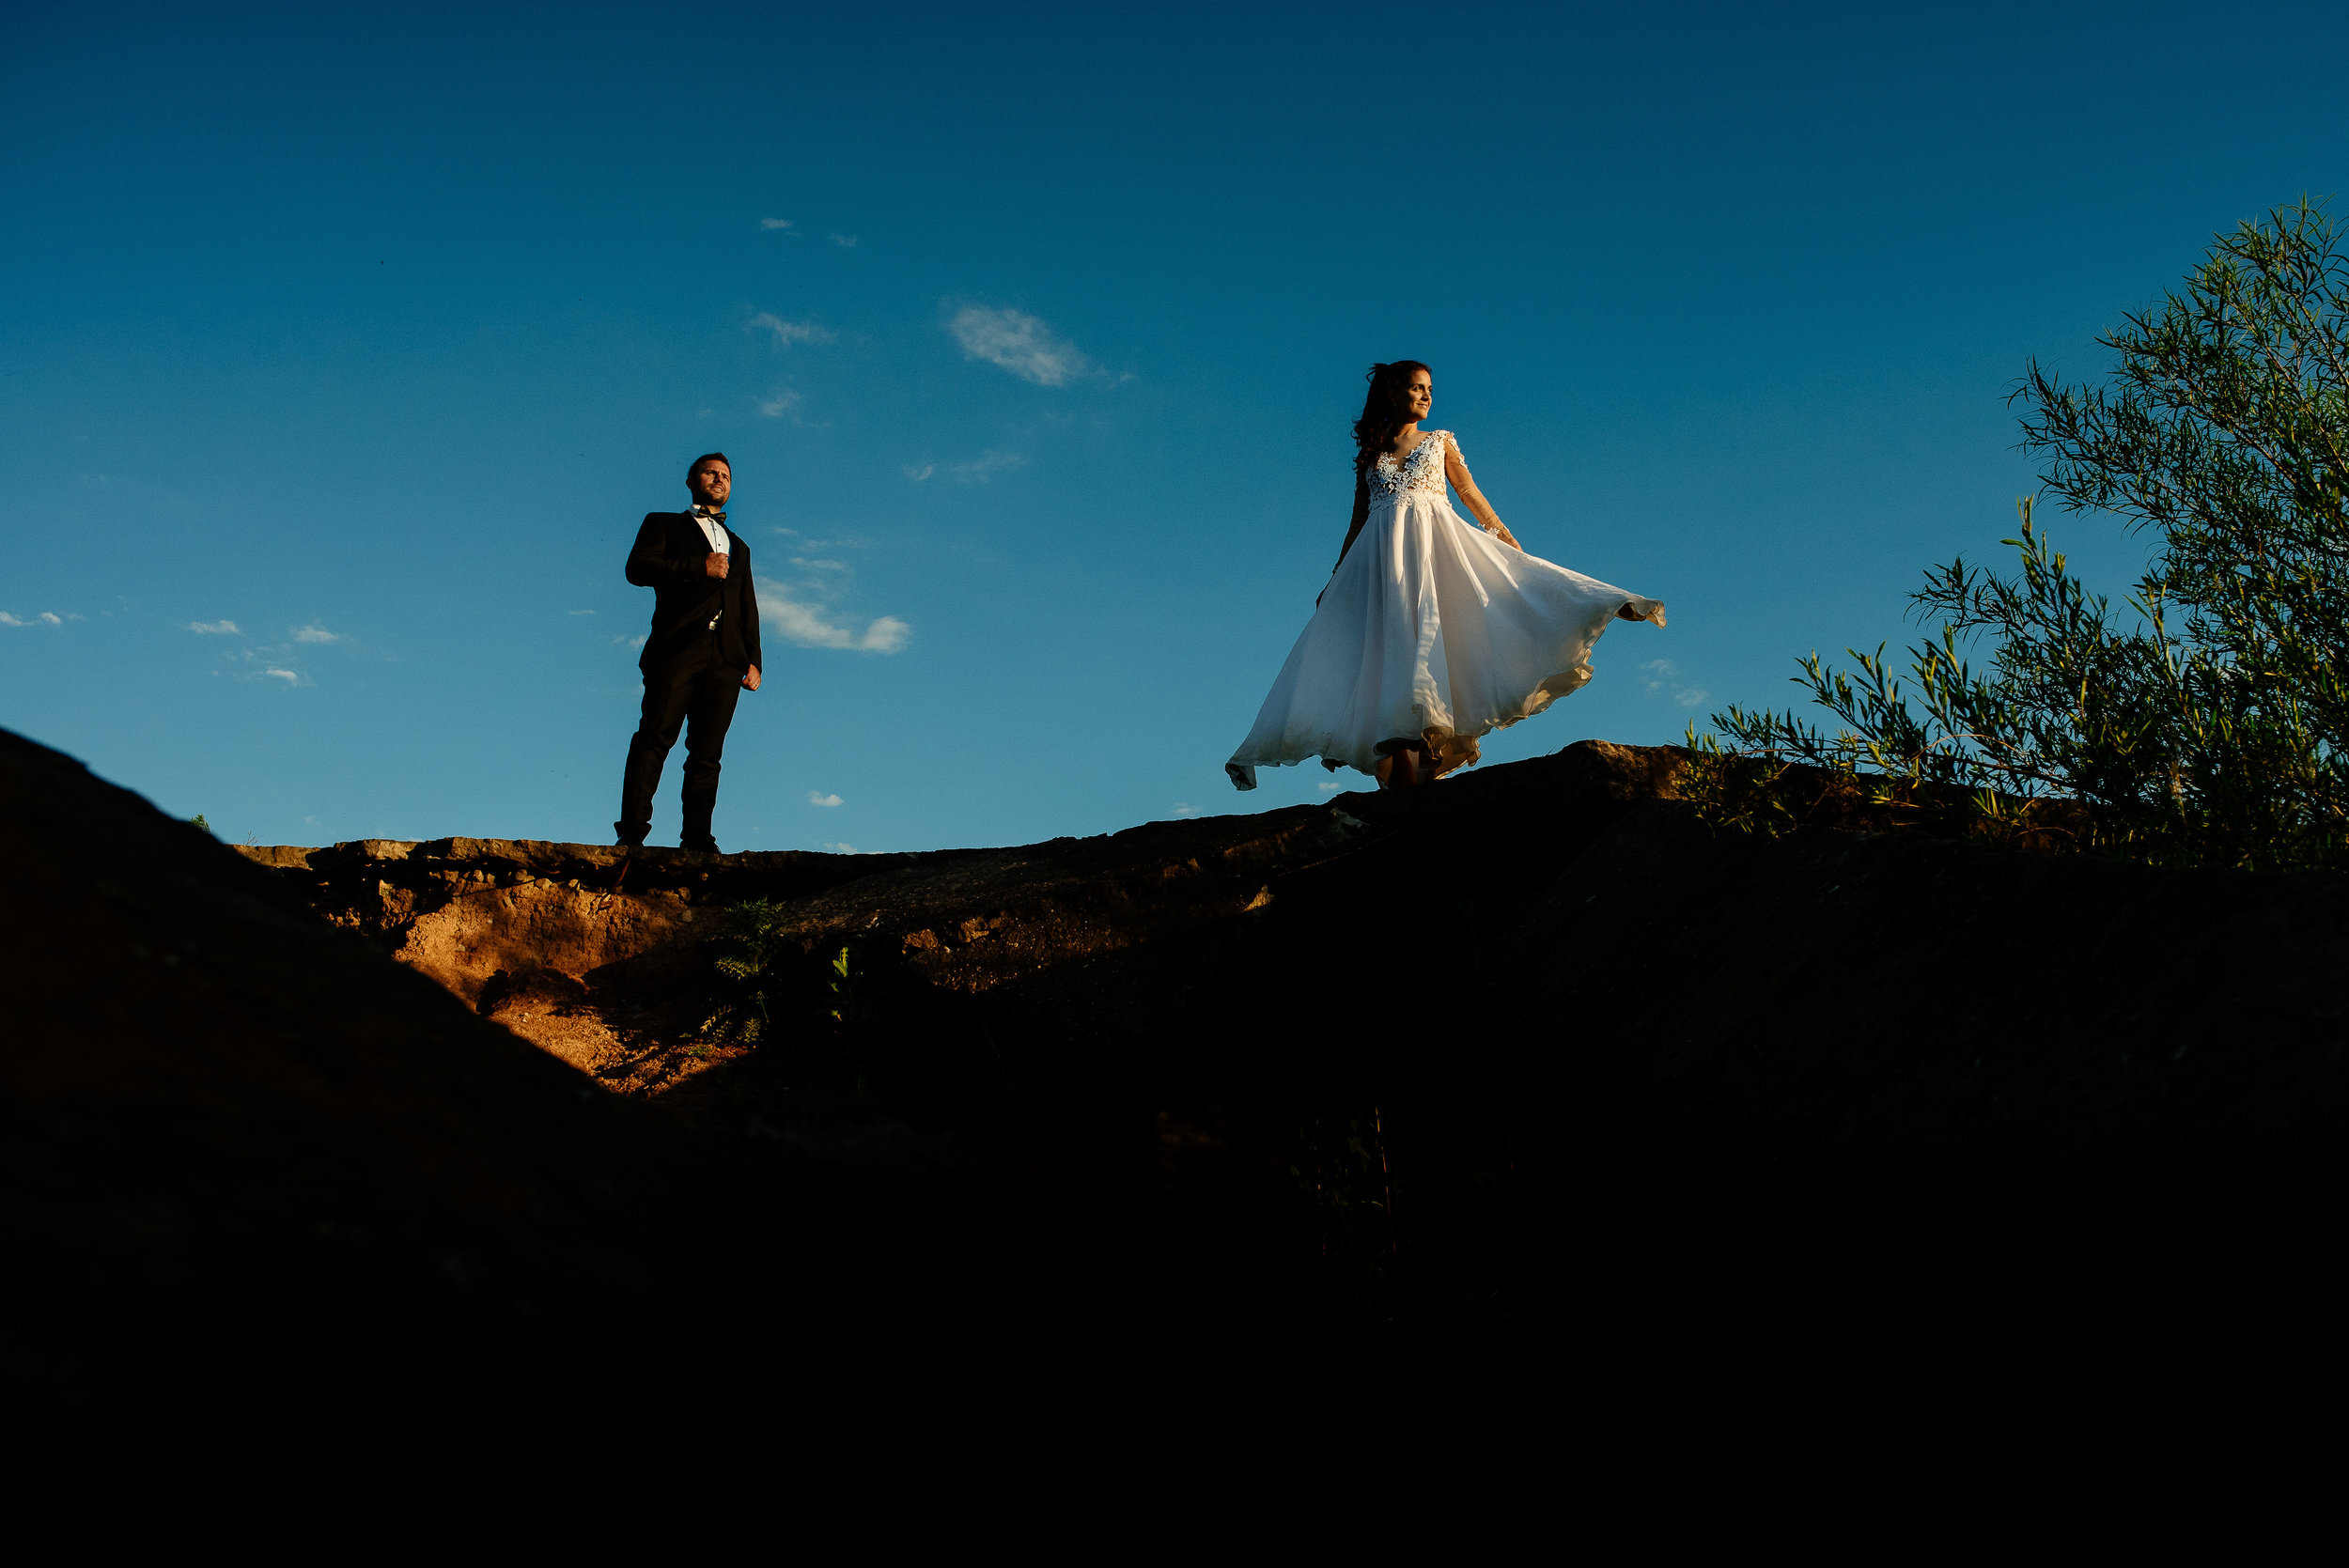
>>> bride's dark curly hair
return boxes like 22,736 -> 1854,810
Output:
1352,360 -> 1432,477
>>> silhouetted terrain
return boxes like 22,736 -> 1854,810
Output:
7,722 -> 2342,1427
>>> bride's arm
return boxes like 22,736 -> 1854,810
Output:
1332,472 -> 1371,573
1318,474 -> 1371,605
1444,437 -> 1522,550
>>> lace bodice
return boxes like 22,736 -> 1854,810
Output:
1370,430 -> 1455,501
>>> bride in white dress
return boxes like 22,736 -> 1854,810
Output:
1227,361 -> 1665,791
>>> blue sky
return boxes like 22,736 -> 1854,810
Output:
5,1 -> 2345,851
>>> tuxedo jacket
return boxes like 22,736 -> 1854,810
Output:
625,511 -> 764,675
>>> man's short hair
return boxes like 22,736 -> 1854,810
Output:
688,452 -> 732,481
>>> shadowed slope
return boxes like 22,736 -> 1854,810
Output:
1520,801 -> 2349,1172
0,729 -> 723,1405
14,714 -> 2346,1409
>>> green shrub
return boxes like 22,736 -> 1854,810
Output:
700,897 -> 852,1048
1695,199 -> 2349,872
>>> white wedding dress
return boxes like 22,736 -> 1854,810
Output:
1226,430 -> 1663,789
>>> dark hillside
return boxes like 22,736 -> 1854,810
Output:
1517,805 -> 2349,1310
0,730 -> 1092,1420
7,720 -> 2343,1419
0,729 -> 731,1409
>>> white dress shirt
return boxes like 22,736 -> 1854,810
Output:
690,505 -> 731,556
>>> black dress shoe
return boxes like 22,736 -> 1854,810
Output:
681,835 -> 721,855
614,821 -> 648,848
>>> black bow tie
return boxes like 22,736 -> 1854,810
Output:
693,507 -> 727,525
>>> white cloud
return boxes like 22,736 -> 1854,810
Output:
262,668 -> 300,684
822,840 -> 857,854
790,605 -> 910,653
189,620 -> 241,635
748,312 -> 833,349
757,577 -> 910,653
1639,658 -> 1709,708
568,609 -> 596,616
830,234 -> 857,248
947,306 -> 1092,386
790,558 -> 848,573
291,624 -> 339,644
903,463 -> 934,483
5,611 -> 68,627
616,633 -> 647,649
1317,781 -> 1346,792
808,791 -> 843,808
950,450 -> 1027,484
758,388 -> 803,419
0,613 -> 26,627
760,217 -> 793,231
1173,803 -> 1201,818
39,612 -> 61,626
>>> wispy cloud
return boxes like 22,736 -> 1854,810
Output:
760,217 -> 793,231
568,609 -> 596,616
262,668 -> 301,684
1639,659 -> 1709,707
188,619 -> 241,635
902,463 -> 935,483
822,840 -> 857,854
757,576 -> 909,653
951,450 -> 1027,484
290,624 -> 339,644
790,558 -> 848,573
748,312 -> 833,349
830,233 -> 857,248
947,306 -> 1092,386
808,791 -> 843,808
1173,802 -> 1202,818
758,387 -> 803,419
1317,781 -> 1347,792
615,633 -> 648,649
2,611 -> 66,627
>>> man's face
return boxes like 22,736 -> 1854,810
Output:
689,461 -> 732,508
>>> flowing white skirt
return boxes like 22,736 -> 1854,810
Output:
1226,491 -> 1662,789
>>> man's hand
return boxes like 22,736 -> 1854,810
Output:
704,552 -> 730,580
741,665 -> 761,691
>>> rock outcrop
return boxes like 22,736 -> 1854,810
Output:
230,741 -> 1691,1126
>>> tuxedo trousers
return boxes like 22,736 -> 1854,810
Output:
618,632 -> 743,844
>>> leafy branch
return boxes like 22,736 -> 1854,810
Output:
1690,198 -> 2349,871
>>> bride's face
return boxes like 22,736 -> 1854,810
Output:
1403,370 -> 1432,421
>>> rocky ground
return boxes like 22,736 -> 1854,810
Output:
8,721 -> 2345,1431
223,737 -> 1700,1322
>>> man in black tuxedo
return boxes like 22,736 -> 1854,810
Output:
615,452 -> 762,852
